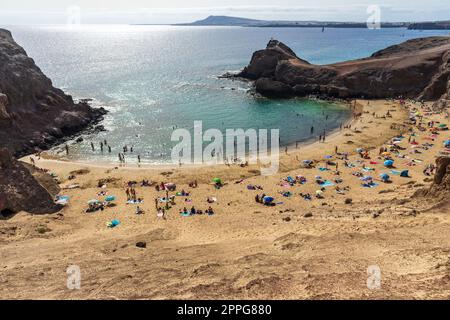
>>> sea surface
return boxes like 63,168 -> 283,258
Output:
4,25 -> 449,164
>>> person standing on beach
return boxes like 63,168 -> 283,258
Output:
108,145 -> 111,153
91,142 -> 95,151
319,135 -> 322,142
138,154 -> 141,163
311,126 -> 314,135
65,144 -> 69,155
100,142 -> 104,153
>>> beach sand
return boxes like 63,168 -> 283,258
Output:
0,100 -> 449,299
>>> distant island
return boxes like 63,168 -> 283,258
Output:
174,15 -> 450,30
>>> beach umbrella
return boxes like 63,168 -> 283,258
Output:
105,196 -> 116,202
380,173 -> 390,181
384,160 -> 394,167
444,140 -> 450,147
212,177 -> 222,184
263,196 -> 274,203
87,199 -> 100,205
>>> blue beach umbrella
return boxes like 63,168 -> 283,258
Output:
380,173 -> 390,181
384,160 -> 394,167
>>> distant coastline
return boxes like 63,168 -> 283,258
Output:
170,15 -> 450,30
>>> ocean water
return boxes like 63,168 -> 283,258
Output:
5,25 -> 449,164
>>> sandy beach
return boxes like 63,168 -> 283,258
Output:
1,99 -> 449,299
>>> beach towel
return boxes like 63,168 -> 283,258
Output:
127,200 -> 143,204
390,170 -> 401,175
318,167 -> 330,171
319,181 -> 335,187
362,183 -> 379,188
180,212 -> 190,217
362,167 -> 375,172
55,195 -> 70,205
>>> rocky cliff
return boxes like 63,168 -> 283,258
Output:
0,148 -> 61,215
0,29 -> 106,157
235,38 -> 450,101
418,157 -> 450,201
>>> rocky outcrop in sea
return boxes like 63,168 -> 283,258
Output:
233,37 -> 450,102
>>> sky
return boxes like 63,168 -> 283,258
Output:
1,0 -> 449,25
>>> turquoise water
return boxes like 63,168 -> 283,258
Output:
5,25 -> 449,163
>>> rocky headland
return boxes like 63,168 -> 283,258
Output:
232,37 -> 450,102
0,29 -> 106,158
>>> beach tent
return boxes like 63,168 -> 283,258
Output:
107,219 -> 120,228
263,196 -> 274,204
212,178 -> 222,184
384,160 -> 394,167
380,173 -> 390,182
400,170 -> 409,178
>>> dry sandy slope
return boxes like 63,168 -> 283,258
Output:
0,100 -> 449,299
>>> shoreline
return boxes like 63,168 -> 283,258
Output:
25,98 -> 360,172
22,99 -> 408,184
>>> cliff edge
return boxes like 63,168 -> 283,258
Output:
0,29 -> 106,157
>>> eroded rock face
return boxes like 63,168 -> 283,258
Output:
236,37 -> 450,100
0,93 -> 9,119
425,157 -> 450,199
0,148 -> 61,214
0,29 -> 107,157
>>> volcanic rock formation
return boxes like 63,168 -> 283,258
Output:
0,29 -> 106,157
419,157 -> 450,201
235,38 -> 450,100
0,148 -> 61,215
